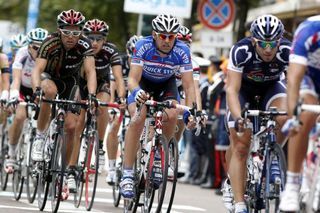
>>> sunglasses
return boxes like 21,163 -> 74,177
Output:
31,45 -> 40,51
155,32 -> 177,41
60,29 -> 82,37
87,35 -> 105,42
256,40 -> 278,49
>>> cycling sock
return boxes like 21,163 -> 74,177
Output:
234,202 -> 246,212
123,169 -> 134,177
286,171 -> 301,186
109,159 -> 116,170
8,143 -> 17,158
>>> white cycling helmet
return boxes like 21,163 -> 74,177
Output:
250,14 -> 284,41
126,35 -> 143,56
10,33 -> 28,49
152,14 -> 181,34
177,25 -> 192,43
27,28 -> 48,44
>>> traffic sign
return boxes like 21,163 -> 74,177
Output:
198,0 -> 235,30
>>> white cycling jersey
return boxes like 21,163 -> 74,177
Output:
12,46 -> 34,88
175,55 -> 200,88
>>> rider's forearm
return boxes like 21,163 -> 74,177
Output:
185,85 -> 196,108
86,70 -> 97,95
115,78 -> 126,99
1,73 -> 10,91
31,67 -> 41,91
11,69 -> 21,91
194,80 -> 202,110
226,87 -> 242,119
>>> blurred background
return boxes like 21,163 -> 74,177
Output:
0,0 -> 319,57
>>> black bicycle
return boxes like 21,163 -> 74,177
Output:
242,105 -> 287,213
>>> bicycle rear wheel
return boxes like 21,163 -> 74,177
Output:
164,138 -> 179,213
84,130 -> 99,211
143,135 -> 169,213
0,129 -> 8,191
12,138 -> 25,201
113,135 -> 123,207
74,133 -> 86,208
50,133 -> 66,213
26,130 -> 38,203
37,161 -> 50,211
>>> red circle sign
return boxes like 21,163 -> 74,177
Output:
198,0 -> 235,30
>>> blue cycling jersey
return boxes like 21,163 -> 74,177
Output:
290,15 -> 320,92
131,36 -> 193,83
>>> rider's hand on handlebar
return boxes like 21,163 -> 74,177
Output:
134,88 -> 149,105
31,87 -> 42,104
7,90 -> 19,113
183,110 -> 196,130
281,117 -> 302,137
196,110 -> 207,127
0,90 -> 9,107
117,97 -> 127,111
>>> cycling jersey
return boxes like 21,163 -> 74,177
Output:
38,32 -> 94,78
290,15 -> 320,94
228,37 -> 291,87
110,54 -> 130,85
12,46 -> 34,88
131,36 -> 193,83
175,55 -> 200,88
94,42 -> 121,81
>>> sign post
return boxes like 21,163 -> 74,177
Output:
198,0 -> 235,30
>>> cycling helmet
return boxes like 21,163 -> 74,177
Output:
126,35 -> 143,56
152,14 -> 181,34
57,9 -> 85,29
83,19 -> 109,36
250,14 -> 284,41
10,33 -> 28,49
27,28 -> 48,44
177,25 -> 192,43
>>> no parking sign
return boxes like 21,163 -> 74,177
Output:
198,0 -> 235,30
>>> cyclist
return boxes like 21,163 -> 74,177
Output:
0,37 -> 10,103
175,25 -> 205,142
67,18 -> 126,191
105,35 -> 142,185
4,28 -> 48,173
31,9 -> 97,197
279,15 -> 320,212
119,14 -> 197,199
224,14 -> 290,213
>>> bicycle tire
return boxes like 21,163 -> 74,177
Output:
0,130 -> 8,191
12,137 -> 25,201
306,149 -> 320,212
143,135 -> 169,213
165,138 -> 179,213
50,133 -> 66,213
113,135 -> 123,207
37,161 -> 50,211
265,143 -> 286,213
73,132 -> 86,208
84,130 -> 99,211
132,147 -> 146,213
26,130 -> 38,203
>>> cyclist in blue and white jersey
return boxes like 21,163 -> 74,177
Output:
105,35 -> 142,185
120,14 -> 197,199
279,15 -> 320,212
4,28 -> 48,173
224,14 -> 291,213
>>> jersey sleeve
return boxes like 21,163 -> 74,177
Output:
109,44 -> 121,67
78,37 -> 94,57
227,43 -> 252,73
175,45 -> 193,73
12,48 -> 25,70
289,23 -> 311,66
131,39 -> 146,67
191,57 -> 200,81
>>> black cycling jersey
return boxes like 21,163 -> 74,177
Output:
38,32 -> 94,79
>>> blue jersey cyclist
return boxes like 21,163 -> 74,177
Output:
224,14 -> 290,213
120,14 -> 197,199
279,16 -> 320,212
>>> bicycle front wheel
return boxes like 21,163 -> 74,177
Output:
37,161 -> 50,211
84,130 -> 99,211
12,139 -> 25,201
113,135 -> 124,207
26,130 -> 38,203
74,133 -> 86,208
143,135 -> 169,213
0,129 -> 8,191
50,133 -> 66,213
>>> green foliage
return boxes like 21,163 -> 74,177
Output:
0,0 -> 138,52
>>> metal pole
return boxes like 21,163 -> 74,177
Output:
137,13 -> 143,36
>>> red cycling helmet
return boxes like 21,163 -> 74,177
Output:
57,9 -> 85,29
83,19 -> 109,36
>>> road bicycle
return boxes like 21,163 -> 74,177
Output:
242,104 -> 287,213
